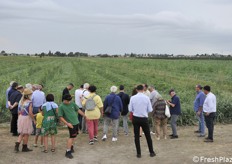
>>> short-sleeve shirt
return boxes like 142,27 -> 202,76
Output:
9,91 -> 22,114
58,102 -> 79,125
82,93 -> 103,120
170,95 -> 181,115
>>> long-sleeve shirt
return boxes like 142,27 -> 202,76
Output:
203,92 -> 216,113
6,86 -> 11,108
149,90 -> 160,106
129,92 -> 153,118
104,93 -> 123,119
32,90 -> 46,108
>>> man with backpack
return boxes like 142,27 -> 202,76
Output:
82,85 -> 103,145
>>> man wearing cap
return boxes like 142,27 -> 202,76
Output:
167,89 -> 181,139
129,85 -> 156,158
6,81 -> 15,109
62,83 -> 74,101
193,85 -> 206,137
203,85 -> 216,143
8,85 -> 24,136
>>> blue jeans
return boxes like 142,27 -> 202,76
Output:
197,112 -> 205,135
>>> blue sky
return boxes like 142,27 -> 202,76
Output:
0,0 -> 232,55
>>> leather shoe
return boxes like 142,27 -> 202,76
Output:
150,153 -> 156,157
137,154 -> 141,158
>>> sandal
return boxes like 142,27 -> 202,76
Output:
51,149 -> 55,152
42,150 -> 48,153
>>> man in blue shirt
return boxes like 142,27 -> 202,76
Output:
193,85 -> 206,137
129,85 -> 156,158
167,89 -> 181,139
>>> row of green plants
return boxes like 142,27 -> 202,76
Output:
0,57 -> 231,125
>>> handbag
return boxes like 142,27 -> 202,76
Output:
104,95 -> 116,114
165,105 -> 171,118
51,104 -> 59,123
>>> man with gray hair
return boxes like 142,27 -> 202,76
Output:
81,83 -> 90,133
148,85 -> 161,135
102,86 -> 123,142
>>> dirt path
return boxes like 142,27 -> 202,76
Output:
0,124 -> 231,164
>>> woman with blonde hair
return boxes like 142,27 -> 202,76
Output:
14,88 -> 35,153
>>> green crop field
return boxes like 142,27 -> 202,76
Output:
0,56 -> 232,125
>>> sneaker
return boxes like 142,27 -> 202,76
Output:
112,137 -> 118,142
33,144 -> 38,147
102,134 -> 107,141
198,134 -> 206,137
125,133 -> 128,136
89,140 -> 94,145
94,136 -> 98,142
65,151 -> 73,159
150,131 -> 155,135
194,130 -> 201,133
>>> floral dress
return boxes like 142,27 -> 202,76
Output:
41,102 -> 58,135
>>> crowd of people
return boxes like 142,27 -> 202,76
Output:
5,81 -> 217,159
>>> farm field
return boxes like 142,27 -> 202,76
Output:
0,56 -> 232,124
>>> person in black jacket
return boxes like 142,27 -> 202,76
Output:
117,85 -> 130,135
8,85 -> 24,136
62,83 -> 74,101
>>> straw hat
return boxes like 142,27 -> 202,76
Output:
23,88 -> 33,96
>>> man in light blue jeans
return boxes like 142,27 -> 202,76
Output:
193,85 -> 206,137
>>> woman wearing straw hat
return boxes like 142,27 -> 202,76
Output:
14,88 -> 35,153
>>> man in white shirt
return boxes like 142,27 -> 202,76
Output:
203,85 -> 216,142
129,85 -> 156,158
75,84 -> 84,130
81,83 -> 90,133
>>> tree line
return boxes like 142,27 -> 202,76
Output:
1,50 -> 232,59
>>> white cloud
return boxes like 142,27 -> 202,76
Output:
0,0 -> 232,55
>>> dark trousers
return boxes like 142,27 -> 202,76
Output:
11,114 -> 18,134
78,108 -> 83,130
132,116 -> 154,155
204,112 -> 216,140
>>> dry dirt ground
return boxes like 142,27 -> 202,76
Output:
0,123 -> 231,164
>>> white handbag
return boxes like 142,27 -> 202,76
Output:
165,105 -> 171,118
